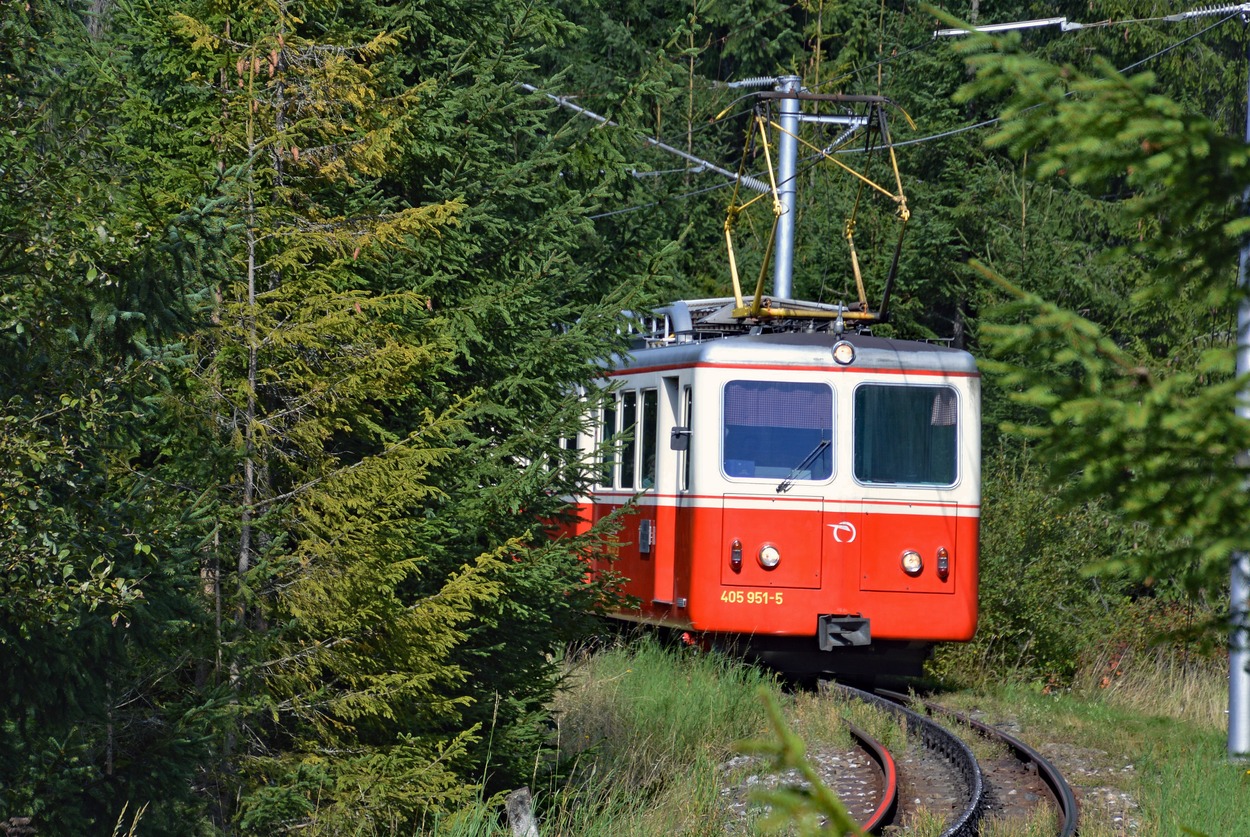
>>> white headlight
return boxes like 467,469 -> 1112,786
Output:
759,545 -> 781,568
832,340 -> 855,365
901,550 -> 923,574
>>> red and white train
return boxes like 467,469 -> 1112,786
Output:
564,298 -> 980,678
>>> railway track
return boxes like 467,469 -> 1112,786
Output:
877,688 -> 1078,835
752,682 -> 1080,835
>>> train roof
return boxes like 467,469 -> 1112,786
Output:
608,298 -> 977,376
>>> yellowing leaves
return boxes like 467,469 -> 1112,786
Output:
170,13 -> 220,51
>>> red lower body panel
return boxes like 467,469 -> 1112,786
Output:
565,494 -> 979,643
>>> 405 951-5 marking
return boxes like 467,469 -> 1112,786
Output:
720,590 -> 786,605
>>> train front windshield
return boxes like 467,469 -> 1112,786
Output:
854,384 -> 958,485
722,381 -> 833,481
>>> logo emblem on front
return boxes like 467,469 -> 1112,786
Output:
828,521 -> 857,543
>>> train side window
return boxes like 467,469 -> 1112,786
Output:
722,381 -> 834,481
550,435 -> 578,474
599,399 -> 618,488
854,384 -> 958,485
680,385 -> 692,491
640,388 -> 657,489
620,391 -> 638,489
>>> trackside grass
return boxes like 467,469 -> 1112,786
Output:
537,635 -> 780,835
430,633 -> 790,836
439,632 -> 1247,836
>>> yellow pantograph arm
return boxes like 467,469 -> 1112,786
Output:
770,120 -> 904,208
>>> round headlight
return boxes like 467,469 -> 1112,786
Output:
901,549 -> 923,575
832,340 -> 855,366
759,545 -> 781,569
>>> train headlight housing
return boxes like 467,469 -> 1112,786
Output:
901,549 -> 923,575
831,340 -> 856,366
759,544 -> 781,569
936,547 -> 950,579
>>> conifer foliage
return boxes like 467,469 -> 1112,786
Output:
166,1 -> 508,827
10,0 -> 1250,830
3,0 -> 626,832
1,2 -> 219,832
954,23 -> 1250,593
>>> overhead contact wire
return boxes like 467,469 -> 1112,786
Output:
589,12 -> 1238,220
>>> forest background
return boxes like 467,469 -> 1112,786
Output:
4,0 -> 1250,833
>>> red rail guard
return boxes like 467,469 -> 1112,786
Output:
845,719 -> 898,833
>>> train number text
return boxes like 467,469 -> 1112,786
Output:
719,590 -> 784,605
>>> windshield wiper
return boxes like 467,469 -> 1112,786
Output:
776,439 -> 830,494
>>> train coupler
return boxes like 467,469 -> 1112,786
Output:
818,616 -> 871,650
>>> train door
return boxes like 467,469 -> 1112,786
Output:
647,376 -> 685,606
675,384 -> 695,609
618,388 -> 658,604
585,396 -> 617,579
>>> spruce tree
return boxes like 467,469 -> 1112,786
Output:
142,0 -> 644,823
0,1 -> 223,831
952,20 -> 1250,595
157,0 -> 542,828
361,0 -> 645,792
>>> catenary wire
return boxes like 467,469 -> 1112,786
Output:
590,12 -> 1240,220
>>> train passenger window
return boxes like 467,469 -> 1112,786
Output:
854,384 -> 958,485
722,381 -> 833,481
621,391 -> 638,488
680,386 -> 692,491
640,389 -> 657,489
599,400 -> 618,488
550,435 -> 579,474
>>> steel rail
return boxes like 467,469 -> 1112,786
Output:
877,689 -> 1079,837
836,684 -> 984,836
843,718 -> 897,833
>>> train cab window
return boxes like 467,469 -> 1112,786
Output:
854,384 -> 958,485
722,381 -> 833,481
